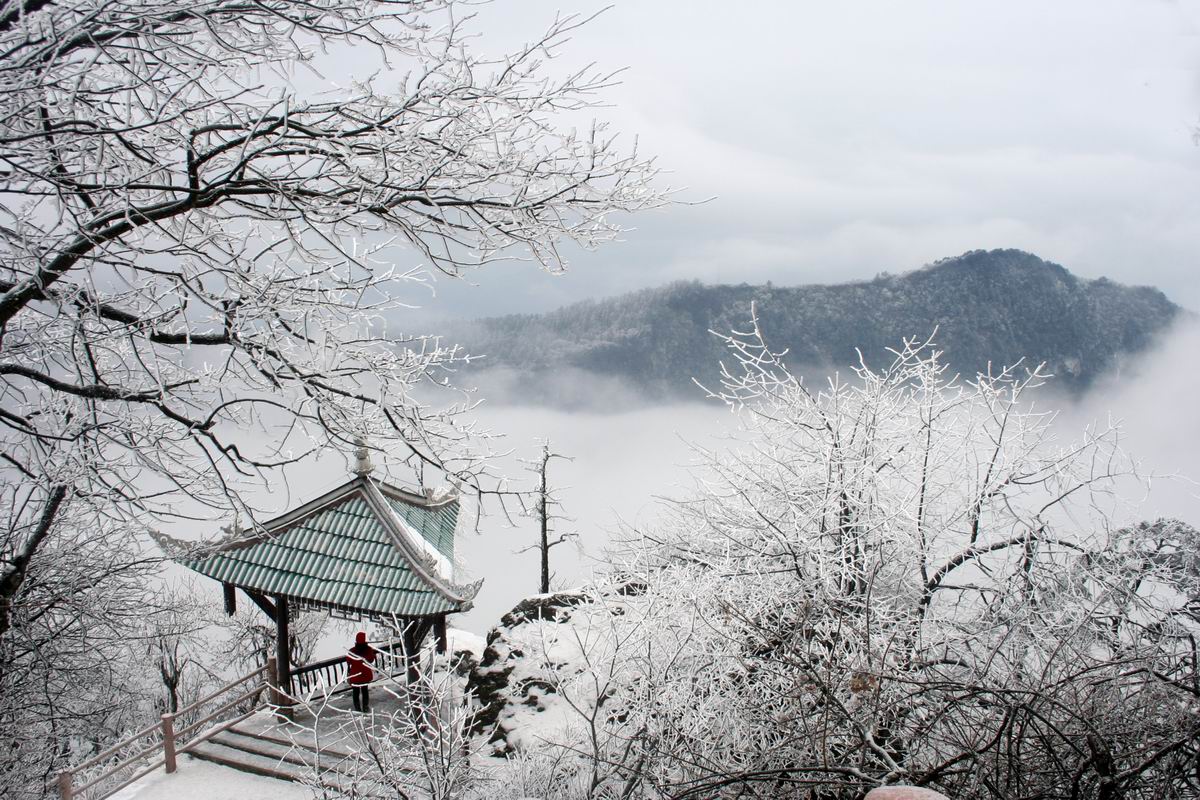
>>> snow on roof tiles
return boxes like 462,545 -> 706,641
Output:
180,477 -> 479,618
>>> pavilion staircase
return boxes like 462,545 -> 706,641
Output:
188,640 -> 418,787
55,643 -> 419,798
55,662 -> 278,800
187,720 -> 368,785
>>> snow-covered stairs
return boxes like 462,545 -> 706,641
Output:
187,722 -> 364,784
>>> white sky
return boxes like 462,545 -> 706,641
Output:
392,0 -> 1200,321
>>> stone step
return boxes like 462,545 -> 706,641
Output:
186,739 -> 374,792
186,740 -> 306,783
225,723 -> 366,763
208,730 -> 321,772
189,724 -> 394,791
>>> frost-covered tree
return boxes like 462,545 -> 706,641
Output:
491,320 -> 1199,799
628,320 -> 1200,798
0,0 -> 661,634
0,510 -> 186,800
518,441 -> 576,594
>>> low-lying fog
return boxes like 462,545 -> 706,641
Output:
156,323 -> 1200,640
453,321 -> 1200,632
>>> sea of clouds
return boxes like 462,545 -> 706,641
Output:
454,320 -> 1200,631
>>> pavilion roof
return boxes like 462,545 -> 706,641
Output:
179,476 -> 481,618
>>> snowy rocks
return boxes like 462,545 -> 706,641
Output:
465,591 -> 591,754
445,627 -> 486,679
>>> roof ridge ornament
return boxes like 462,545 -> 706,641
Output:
352,437 -> 374,476
449,577 -> 484,603
422,485 -> 459,504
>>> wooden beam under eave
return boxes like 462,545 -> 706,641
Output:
242,589 -> 277,621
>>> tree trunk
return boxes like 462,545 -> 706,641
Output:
0,485 -> 67,636
539,444 -> 551,594
540,490 -> 550,595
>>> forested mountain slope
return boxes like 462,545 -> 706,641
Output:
450,250 -> 1183,400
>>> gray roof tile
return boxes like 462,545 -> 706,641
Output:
181,483 -> 469,617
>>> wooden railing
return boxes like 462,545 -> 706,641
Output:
289,640 -> 407,697
57,660 -> 276,800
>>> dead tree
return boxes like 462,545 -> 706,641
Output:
520,441 -> 576,594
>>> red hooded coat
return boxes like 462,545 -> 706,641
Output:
347,632 -> 377,686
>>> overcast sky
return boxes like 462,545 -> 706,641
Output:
390,0 -> 1200,323
204,2 -> 1200,631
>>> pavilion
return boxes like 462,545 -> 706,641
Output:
176,453 -> 482,702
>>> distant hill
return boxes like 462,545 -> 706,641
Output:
448,250 -> 1184,403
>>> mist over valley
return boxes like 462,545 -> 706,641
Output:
448,250 -> 1199,630
450,249 -> 1184,410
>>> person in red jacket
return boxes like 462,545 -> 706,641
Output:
347,631 -> 377,712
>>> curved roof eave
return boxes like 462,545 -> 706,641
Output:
359,479 -> 480,611
176,475 -> 481,616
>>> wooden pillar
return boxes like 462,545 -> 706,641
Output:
434,614 -> 448,654
222,583 -> 236,616
275,595 -> 292,706
161,713 -> 177,774
265,656 -> 279,704
403,620 -> 419,686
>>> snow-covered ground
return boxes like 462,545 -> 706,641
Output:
110,757 -> 312,800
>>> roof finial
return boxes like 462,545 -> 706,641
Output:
352,437 -> 374,476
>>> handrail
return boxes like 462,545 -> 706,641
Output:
69,718 -> 165,775
75,757 -> 166,800
73,742 -> 163,795
291,651 -> 345,676
174,683 -> 264,741
290,639 -> 404,677
178,707 -> 258,755
57,660 -> 275,800
289,639 -> 406,697
175,663 -> 267,719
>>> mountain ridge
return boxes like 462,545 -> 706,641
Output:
448,249 -> 1184,402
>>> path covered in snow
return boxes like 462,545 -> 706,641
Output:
110,756 -> 312,800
